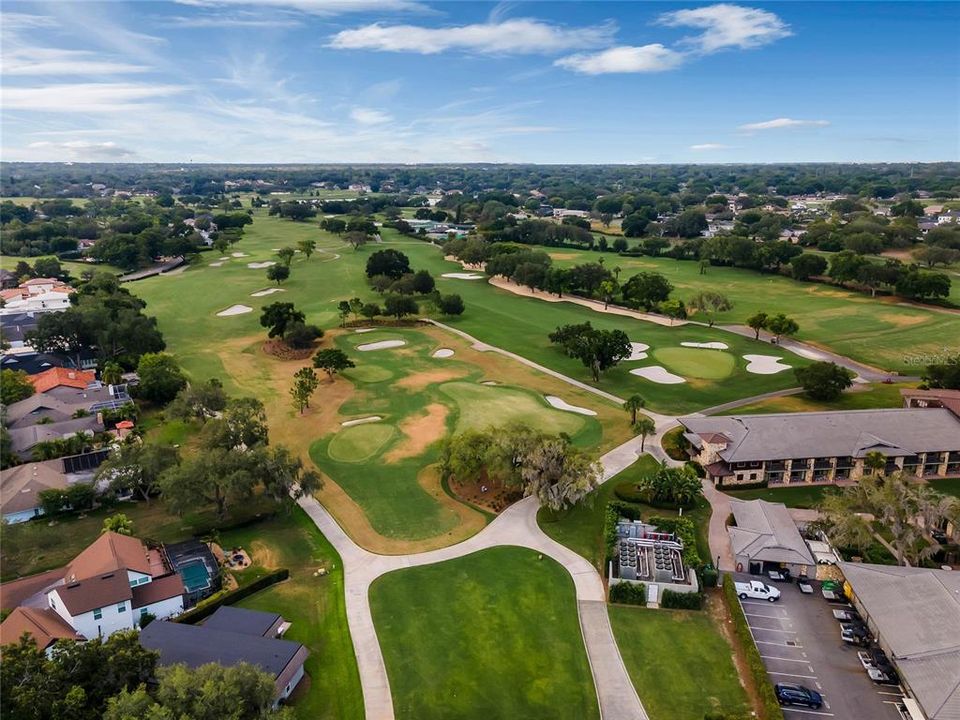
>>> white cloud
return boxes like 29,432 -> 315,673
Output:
658,4 -> 791,53
0,13 -> 58,30
174,0 -> 427,15
2,83 -> 185,112
690,143 -> 731,150
27,140 -> 137,159
159,14 -> 304,28
329,18 -> 615,55
350,107 -> 392,125
2,47 -> 150,76
739,117 -> 830,131
555,44 -> 684,74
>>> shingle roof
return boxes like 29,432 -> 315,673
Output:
28,367 -> 96,394
0,463 -> 68,515
55,572 -> 132,616
0,607 -> 83,649
131,574 -> 185,610
204,606 -> 281,637
681,408 -> 960,462
729,499 -> 815,566
139,618 -> 306,679
7,415 -> 103,455
841,563 -> 960,720
66,532 -> 153,582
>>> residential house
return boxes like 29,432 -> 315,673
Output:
680,407 -> 960,487
0,278 -> 74,316
5,382 -> 131,429
0,268 -> 18,289
0,312 -> 38,348
937,210 -> 960,225
140,606 -> 309,704
728,498 -> 816,577
44,532 -> 186,639
7,414 -> 105,460
0,462 -> 69,524
0,607 -> 83,653
27,367 -> 96,393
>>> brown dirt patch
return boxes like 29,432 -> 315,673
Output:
393,367 -> 468,392
249,540 -> 279,569
449,473 -> 522,513
262,339 -> 315,360
548,252 -> 579,260
876,312 -> 928,328
383,403 -> 449,463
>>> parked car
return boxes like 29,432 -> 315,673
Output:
833,608 -> 861,622
841,622 -> 871,645
775,683 -> 824,709
736,580 -> 781,602
867,666 -> 900,685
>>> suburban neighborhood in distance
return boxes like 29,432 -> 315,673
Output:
1,2 -> 959,720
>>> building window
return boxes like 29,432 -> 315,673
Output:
140,608 -> 148,616
117,603 -> 126,613
93,608 -> 102,620
749,473 -> 757,481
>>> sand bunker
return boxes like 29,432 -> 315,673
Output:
216,304 -> 253,317
341,416 -> 382,427
251,288 -> 285,297
432,348 -> 455,358
681,341 -> 729,350
630,366 -> 686,384
358,339 -> 406,351
545,396 -> 597,416
247,261 -> 276,269
384,404 -> 449,462
481,381 -> 499,386
743,354 -> 792,375
441,272 -> 485,280
231,252 -> 249,257
209,262 -> 224,267
627,342 -> 650,361
355,328 -> 376,333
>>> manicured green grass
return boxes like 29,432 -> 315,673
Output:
652,346 -> 736,379
728,382 -> 913,415
369,547 -> 599,720
310,328 -> 605,540
327,423 -> 396,463
726,485 -> 836,508
439,380 -> 591,439
541,247 -> 960,374
221,507 -> 363,720
399,244 -> 804,414
609,605 -> 751,720
929,478 -> 960,498
0,494 -> 276,581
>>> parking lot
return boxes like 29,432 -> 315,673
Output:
735,574 -> 905,720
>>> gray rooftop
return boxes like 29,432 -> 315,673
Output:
841,563 -> 960,720
729,499 -> 815,566
681,408 -> 960,462
139,617 -> 305,679
8,416 -> 103,457
203,606 -> 281,637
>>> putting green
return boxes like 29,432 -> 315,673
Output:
327,423 -> 396,463
439,381 -> 588,437
344,364 -> 394,383
652,347 -> 735,380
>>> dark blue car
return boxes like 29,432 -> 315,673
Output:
775,683 -> 824,709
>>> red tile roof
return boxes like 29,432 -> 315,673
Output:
132,573 -> 185,609
28,367 -> 96,394
0,607 -> 82,649
65,532 -> 153,583
54,572 -> 132,616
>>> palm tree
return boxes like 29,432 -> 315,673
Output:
623,394 -> 646,425
863,451 -> 886,476
102,513 -> 133,536
818,472 -> 958,566
633,415 -> 656,452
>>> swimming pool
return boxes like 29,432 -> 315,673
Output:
178,560 -> 212,593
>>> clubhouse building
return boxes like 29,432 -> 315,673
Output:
680,393 -> 960,488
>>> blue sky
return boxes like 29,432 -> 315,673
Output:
2,1 -> 957,163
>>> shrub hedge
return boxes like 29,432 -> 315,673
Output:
722,574 -> 785,720
609,581 -> 646,605
648,515 -> 701,567
175,568 -> 289,625
603,500 -> 643,563
661,588 -> 703,610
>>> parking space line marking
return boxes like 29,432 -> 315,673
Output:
745,612 -> 787,619
768,672 -> 818,680
781,708 -> 834,717
878,692 -> 901,697
760,655 -> 810,663
755,640 -> 803,647
748,626 -> 799,634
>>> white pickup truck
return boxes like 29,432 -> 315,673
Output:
735,580 -> 782,602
